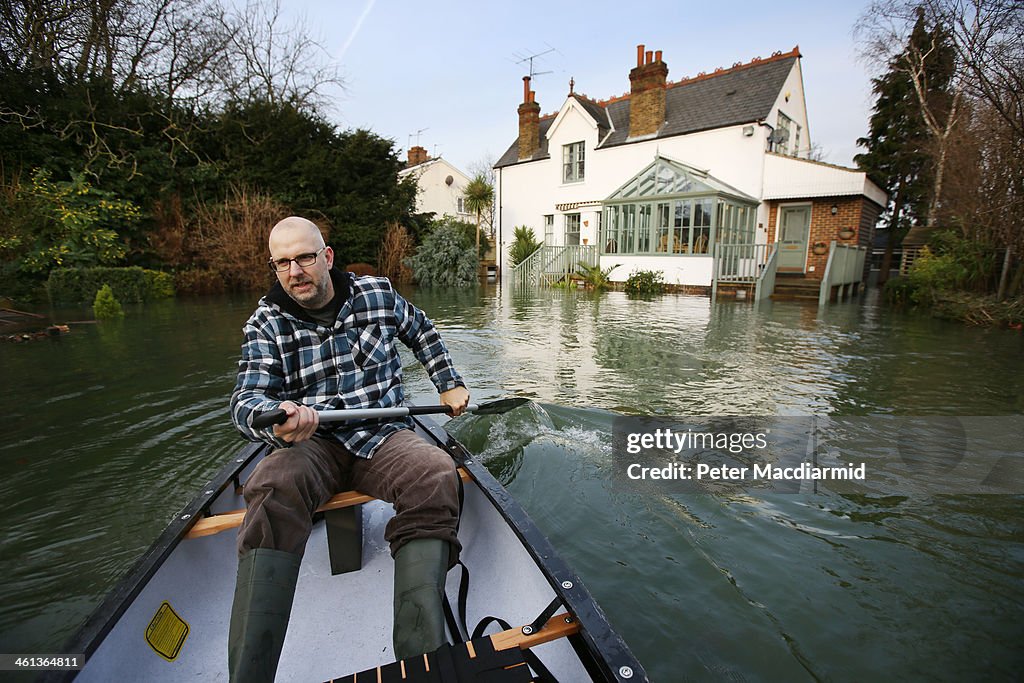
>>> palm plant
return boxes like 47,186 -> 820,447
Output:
577,262 -> 620,291
509,226 -> 542,267
463,174 -> 494,255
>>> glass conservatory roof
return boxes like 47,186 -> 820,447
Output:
605,155 -> 757,203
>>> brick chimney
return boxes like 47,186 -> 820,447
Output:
517,76 -> 541,160
628,44 -> 668,138
407,145 -> 429,166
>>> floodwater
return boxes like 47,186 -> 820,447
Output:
1,285 -> 1021,682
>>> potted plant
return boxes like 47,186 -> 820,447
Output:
812,241 -> 829,255
838,227 -> 855,240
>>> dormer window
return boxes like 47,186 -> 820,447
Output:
776,111 -> 801,157
563,141 -> 585,183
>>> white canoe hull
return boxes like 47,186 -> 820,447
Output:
51,416 -> 646,682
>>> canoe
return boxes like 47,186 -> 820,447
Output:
47,412 -> 648,682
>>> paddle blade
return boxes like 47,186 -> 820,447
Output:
471,398 -> 530,415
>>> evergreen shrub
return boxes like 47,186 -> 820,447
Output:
93,284 -> 124,319
406,222 -> 478,287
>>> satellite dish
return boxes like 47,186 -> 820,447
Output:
445,175 -> 454,186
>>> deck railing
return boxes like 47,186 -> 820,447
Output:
714,243 -> 774,283
819,242 -> 867,306
510,245 -> 599,287
754,244 -> 779,302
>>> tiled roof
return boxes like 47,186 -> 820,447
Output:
496,50 -> 798,168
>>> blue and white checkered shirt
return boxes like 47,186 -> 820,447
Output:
230,270 -> 465,458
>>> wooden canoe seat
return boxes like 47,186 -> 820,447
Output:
185,468 -> 471,576
185,467 -> 471,540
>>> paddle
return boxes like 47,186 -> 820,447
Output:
251,397 -> 528,430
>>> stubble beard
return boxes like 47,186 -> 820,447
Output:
287,273 -> 331,309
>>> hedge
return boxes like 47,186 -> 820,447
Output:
47,267 -> 175,305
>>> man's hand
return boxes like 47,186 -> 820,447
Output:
440,386 -> 470,417
272,401 -> 319,443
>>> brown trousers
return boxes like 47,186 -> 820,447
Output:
237,428 -> 461,564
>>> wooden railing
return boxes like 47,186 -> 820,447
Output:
819,242 -> 867,305
510,245 -> 598,287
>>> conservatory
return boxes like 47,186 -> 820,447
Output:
600,155 -> 759,257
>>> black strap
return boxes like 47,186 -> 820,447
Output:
470,615 -> 559,683
443,561 -> 470,643
526,596 -> 563,637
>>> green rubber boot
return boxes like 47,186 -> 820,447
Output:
392,539 -> 449,661
228,548 -> 302,683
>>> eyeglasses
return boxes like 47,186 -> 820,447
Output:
268,247 -> 326,272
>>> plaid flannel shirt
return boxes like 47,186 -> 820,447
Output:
230,271 -> 465,458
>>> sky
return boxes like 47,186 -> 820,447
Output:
278,0 -> 882,175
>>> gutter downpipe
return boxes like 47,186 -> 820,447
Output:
497,167 -> 503,283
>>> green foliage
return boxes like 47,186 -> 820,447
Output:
47,267 -> 175,305
509,226 -> 542,267
13,170 -> 140,275
93,284 -> 125,319
463,174 -> 494,253
887,231 -> 1003,308
406,222 -> 478,287
444,217 -> 491,258
577,263 -> 620,291
1,84 -> 418,285
624,269 -> 665,296
882,276 -> 917,306
206,106 -> 416,265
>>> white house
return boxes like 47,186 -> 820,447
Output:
398,146 -> 474,222
494,45 -> 886,294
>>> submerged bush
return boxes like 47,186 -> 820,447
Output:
93,284 -> 124,319
624,269 -> 665,295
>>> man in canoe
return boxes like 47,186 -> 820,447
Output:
228,216 -> 470,681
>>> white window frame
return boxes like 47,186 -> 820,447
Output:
564,213 -> 581,246
562,141 -> 585,183
544,214 -> 554,245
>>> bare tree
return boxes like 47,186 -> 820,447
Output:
220,0 -> 343,112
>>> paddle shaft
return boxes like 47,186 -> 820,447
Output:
252,403 -> 482,430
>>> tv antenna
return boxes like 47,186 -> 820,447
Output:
407,127 -> 428,148
512,46 -> 557,80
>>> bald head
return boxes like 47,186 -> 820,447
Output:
268,216 -> 335,309
269,216 -> 325,251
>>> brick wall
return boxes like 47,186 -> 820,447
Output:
766,196 -> 869,279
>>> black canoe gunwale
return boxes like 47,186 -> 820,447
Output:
44,417 -> 648,683
40,440 -> 265,683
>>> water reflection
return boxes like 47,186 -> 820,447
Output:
1,286 -> 1022,682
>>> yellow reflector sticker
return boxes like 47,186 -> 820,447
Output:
145,601 -> 189,661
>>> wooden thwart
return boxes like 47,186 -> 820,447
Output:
490,612 -> 579,652
185,468 -> 472,539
